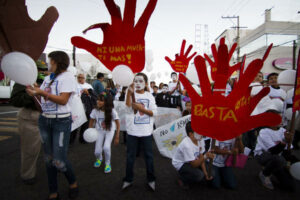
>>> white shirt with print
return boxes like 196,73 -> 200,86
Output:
40,71 -> 76,114
90,108 -> 119,133
213,139 -> 235,167
125,91 -> 157,137
172,137 -> 205,171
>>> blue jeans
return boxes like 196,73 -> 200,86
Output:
211,165 -> 237,189
38,115 -> 76,194
178,163 -> 204,185
124,135 -> 155,182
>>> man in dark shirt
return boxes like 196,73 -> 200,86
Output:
92,72 -> 105,96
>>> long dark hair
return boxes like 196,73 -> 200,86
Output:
135,72 -> 149,92
97,93 -> 114,131
48,51 -> 69,85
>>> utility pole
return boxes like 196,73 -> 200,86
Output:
221,16 -> 247,62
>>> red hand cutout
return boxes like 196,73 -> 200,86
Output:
71,0 -> 157,73
165,40 -> 197,73
0,0 -> 59,60
179,42 -> 281,141
204,37 -> 241,82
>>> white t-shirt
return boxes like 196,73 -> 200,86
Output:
254,127 -> 286,156
172,137 -> 205,171
125,91 -> 157,137
213,139 -> 235,167
268,86 -> 286,101
168,81 -> 182,96
40,71 -> 76,114
90,108 -> 119,132
77,82 -> 93,96
250,82 -> 272,115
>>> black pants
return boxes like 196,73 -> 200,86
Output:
255,152 -> 296,191
178,163 -> 204,185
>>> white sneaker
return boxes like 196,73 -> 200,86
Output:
148,181 -> 155,191
122,181 -> 132,190
259,171 -> 274,190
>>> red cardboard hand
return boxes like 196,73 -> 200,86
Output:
204,37 -> 241,82
165,40 -> 197,73
71,0 -> 157,73
0,0 -> 59,60
179,43 -> 281,141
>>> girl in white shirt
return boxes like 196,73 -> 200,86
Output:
89,93 -> 120,173
122,73 -> 157,191
26,51 -> 78,200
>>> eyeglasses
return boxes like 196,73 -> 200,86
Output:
77,77 -> 85,79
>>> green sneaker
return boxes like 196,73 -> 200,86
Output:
104,164 -> 111,173
94,159 -> 102,168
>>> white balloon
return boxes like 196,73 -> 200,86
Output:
290,162 -> 300,181
146,64 -> 153,72
157,72 -> 161,78
112,65 -> 134,86
83,128 -> 98,143
286,88 -> 294,100
146,50 -> 154,65
164,71 -> 169,77
150,73 -> 156,81
186,63 -> 200,84
107,74 -> 112,79
67,66 -> 77,76
278,69 -> 296,91
285,108 -> 293,121
1,52 -> 37,85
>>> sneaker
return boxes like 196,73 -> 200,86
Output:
122,181 -> 132,190
259,171 -> 274,190
148,181 -> 155,191
104,164 -> 112,173
93,159 -> 102,168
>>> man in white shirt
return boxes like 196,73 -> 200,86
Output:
172,122 -> 214,188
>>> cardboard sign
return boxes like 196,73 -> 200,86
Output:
179,42 -> 281,141
0,0 -> 59,61
293,50 -> 300,112
165,40 -> 197,73
153,115 -> 191,159
154,107 -> 182,128
71,0 -> 157,73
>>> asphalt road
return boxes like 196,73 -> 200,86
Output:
0,105 -> 299,200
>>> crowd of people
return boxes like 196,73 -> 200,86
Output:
10,50 -> 300,199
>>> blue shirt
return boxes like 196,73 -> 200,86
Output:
92,80 -> 104,96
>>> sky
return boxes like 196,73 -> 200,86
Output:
26,0 -> 300,83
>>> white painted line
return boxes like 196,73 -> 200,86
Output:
0,111 -> 18,115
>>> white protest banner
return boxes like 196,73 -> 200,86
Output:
153,115 -> 191,159
114,101 -> 127,131
71,95 -> 87,131
154,107 -> 182,128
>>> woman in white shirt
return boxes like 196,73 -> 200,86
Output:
26,51 -> 78,200
122,73 -> 157,191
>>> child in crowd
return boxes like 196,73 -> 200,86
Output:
168,72 -> 182,109
210,135 -> 244,189
152,86 -> 158,97
267,73 -> 286,102
254,109 -> 299,191
89,94 -> 120,173
155,84 -> 171,107
123,73 -> 157,191
172,122 -> 214,189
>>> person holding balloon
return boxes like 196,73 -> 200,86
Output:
122,73 -> 157,191
88,93 -> 120,173
26,51 -> 78,200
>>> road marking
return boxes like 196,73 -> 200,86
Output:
0,127 -> 18,133
0,136 -> 12,141
0,111 -> 18,115
0,121 -> 18,126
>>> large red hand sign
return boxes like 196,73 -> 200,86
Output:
71,0 -> 157,73
165,40 -> 197,73
179,42 -> 281,141
204,38 -> 241,82
0,0 -> 59,60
